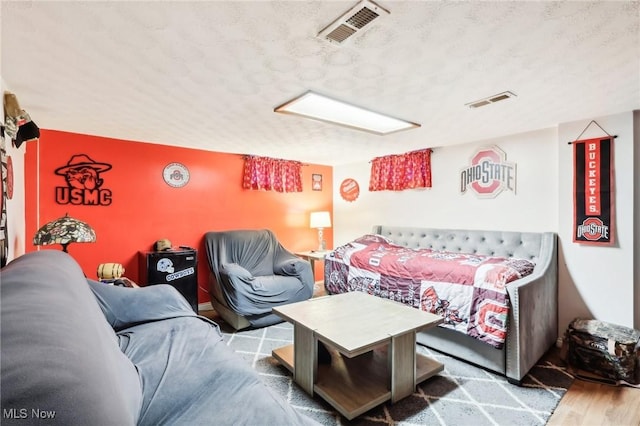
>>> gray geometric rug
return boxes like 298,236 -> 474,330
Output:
222,322 -> 574,426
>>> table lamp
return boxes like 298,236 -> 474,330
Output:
310,211 -> 331,251
33,213 -> 96,253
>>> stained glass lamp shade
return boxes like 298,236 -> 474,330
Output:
33,214 -> 96,252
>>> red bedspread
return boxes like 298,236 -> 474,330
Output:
324,234 -> 535,349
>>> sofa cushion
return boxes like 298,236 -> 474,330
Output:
0,250 -> 142,425
119,316 -> 316,426
87,279 -> 196,331
88,273 -> 317,425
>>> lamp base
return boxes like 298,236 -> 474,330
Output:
317,227 -> 326,251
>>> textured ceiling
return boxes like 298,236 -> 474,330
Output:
2,1 -> 639,166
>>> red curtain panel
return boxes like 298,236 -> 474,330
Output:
243,156 -> 303,193
369,148 -> 432,191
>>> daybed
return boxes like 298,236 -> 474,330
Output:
1,250 -> 318,425
324,226 -> 558,384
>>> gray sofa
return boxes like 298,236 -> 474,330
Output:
371,226 -> 558,384
1,250 -> 318,425
204,229 -> 314,330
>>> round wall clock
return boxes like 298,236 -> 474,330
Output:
163,162 -> 190,188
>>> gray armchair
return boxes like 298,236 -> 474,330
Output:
204,229 -> 314,329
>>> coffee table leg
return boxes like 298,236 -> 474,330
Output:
293,325 -> 316,396
390,332 -> 416,403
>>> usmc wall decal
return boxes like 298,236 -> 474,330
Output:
54,154 -> 113,206
163,162 -> 190,188
460,145 -> 516,198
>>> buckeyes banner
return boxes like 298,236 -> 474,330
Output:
573,137 -> 614,245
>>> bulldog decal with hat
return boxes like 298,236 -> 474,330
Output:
54,154 -> 113,206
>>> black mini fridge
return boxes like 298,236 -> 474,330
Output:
139,249 -> 198,313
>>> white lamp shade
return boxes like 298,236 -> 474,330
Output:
310,211 -> 331,229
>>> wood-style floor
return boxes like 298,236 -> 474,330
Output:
536,345 -> 640,426
547,373 -> 640,426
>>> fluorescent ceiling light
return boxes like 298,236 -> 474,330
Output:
274,91 -> 420,135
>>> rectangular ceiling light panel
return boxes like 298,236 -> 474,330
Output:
274,91 -> 420,135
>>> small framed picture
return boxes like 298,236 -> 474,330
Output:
312,174 -> 322,191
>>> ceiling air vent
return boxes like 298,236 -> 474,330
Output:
318,0 -> 390,45
466,91 -> 517,109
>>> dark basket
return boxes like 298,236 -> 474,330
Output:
565,318 -> 640,384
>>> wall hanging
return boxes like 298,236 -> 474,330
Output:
312,173 -> 322,191
569,120 -> 616,245
5,156 -> 13,200
0,137 -> 7,266
340,178 -> 360,202
163,162 -> 190,188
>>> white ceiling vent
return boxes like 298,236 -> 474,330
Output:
466,91 -> 517,108
317,0 -> 390,45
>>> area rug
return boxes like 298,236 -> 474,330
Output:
222,322 -> 574,426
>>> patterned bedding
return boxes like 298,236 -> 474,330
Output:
324,234 -> 535,349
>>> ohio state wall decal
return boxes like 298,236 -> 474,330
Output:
460,145 -> 516,198
572,137 -> 614,245
54,154 -> 113,206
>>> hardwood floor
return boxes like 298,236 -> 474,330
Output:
547,374 -> 640,426
533,346 -> 640,425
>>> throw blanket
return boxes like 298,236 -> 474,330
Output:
324,235 -> 535,349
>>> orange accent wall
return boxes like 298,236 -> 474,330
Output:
25,130 -> 332,304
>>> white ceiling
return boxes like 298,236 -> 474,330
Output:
2,1 -> 639,166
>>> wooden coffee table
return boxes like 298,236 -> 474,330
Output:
272,291 -> 444,420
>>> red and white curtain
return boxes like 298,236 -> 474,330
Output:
242,156 -> 303,192
369,148 -> 432,191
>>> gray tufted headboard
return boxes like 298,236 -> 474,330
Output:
372,225 -> 554,269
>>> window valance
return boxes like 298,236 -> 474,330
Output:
369,148 -> 432,191
242,155 -> 303,192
